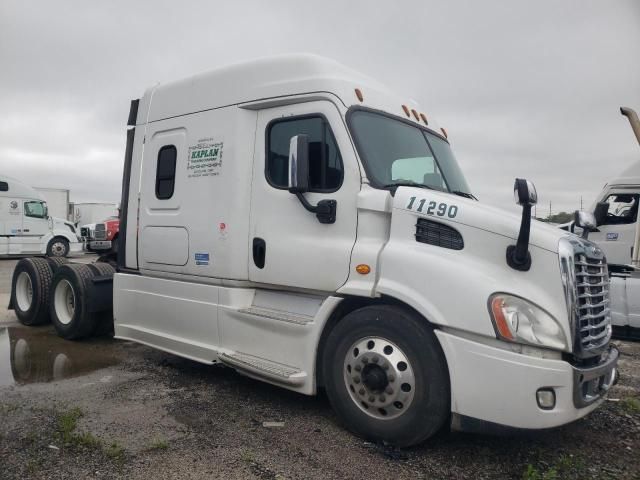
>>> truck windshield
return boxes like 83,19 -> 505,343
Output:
348,110 -> 472,196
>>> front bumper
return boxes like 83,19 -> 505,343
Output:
87,240 -> 112,251
435,330 -> 618,430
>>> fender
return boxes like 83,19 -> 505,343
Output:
39,231 -> 79,254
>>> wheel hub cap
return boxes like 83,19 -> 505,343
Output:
344,337 -> 416,420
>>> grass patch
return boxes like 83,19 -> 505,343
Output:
57,407 -> 84,445
149,438 -> 169,451
0,402 -> 20,415
620,396 -> 640,414
523,454 -> 586,480
240,448 -> 256,463
523,464 -> 558,480
105,441 -> 125,460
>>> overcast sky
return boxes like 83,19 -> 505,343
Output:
1,0 -> 639,215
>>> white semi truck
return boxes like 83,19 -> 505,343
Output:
9,55 -> 618,446
1,176 -> 82,257
563,107 -> 640,339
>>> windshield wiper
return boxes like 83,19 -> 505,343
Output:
382,181 -> 436,192
452,190 -> 478,201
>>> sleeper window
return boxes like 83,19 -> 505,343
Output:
0,181 -> 8,192
156,145 -> 177,199
267,116 -> 343,192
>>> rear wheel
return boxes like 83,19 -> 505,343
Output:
47,237 -> 69,257
50,264 -> 97,339
10,258 -> 54,325
322,305 -> 450,447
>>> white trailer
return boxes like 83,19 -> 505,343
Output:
1,176 -> 81,257
71,203 -> 118,227
9,55 -> 618,446
34,187 -> 71,221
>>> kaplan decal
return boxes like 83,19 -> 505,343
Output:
187,139 -> 223,178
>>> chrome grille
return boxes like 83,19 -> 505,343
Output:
575,254 -> 611,351
94,223 -> 107,240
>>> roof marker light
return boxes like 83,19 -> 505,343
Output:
411,109 -> 420,121
420,113 -> 429,125
355,88 -> 364,102
441,127 -> 448,139
402,105 -> 411,117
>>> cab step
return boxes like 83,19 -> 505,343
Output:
219,352 -> 307,386
238,306 -> 314,325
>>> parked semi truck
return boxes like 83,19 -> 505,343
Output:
9,55 -> 618,446
80,216 -> 120,253
563,107 -> 640,339
1,176 -> 82,257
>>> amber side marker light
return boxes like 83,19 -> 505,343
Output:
355,88 -> 364,102
402,105 -> 411,117
420,113 -> 429,125
441,127 -> 448,139
411,109 -> 420,121
356,264 -> 371,275
490,296 -> 514,341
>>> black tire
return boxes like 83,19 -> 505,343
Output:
10,258 -> 54,326
50,264 -> 97,340
322,305 -> 450,447
87,262 -> 115,277
46,256 -> 69,272
46,237 -> 69,257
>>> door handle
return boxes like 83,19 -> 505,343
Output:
253,237 -> 266,269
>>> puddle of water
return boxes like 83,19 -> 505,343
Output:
0,325 -> 120,386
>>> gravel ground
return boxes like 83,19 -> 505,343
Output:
0,257 -> 639,479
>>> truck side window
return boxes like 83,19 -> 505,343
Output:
24,201 -> 46,218
601,194 -> 639,225
156,145 -> 177,199
0,181 -> 8,192
267,116 -> 343,192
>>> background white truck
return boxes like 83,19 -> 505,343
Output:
9,55 -> 618,446
564,107 -> 640,339
1,175 -> 81,257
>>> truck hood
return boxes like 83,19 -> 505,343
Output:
393,187 -> 570,253
52,217 -> 76,231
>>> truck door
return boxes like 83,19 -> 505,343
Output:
249,101 -> 360,292
22,201 -> 49,235
590,192 -> 639,265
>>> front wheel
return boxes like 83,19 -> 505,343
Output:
322,305 -> 450,447
47,237 -> 69,257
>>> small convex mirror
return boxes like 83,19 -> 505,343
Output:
513,178 -> 538,206
574,210 -> 597,231
288,134 -> 310,194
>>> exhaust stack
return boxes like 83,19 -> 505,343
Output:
621,107 -> 640,268
621,107 -> 640,147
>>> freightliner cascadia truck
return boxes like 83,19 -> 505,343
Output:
9,55 -> 618,446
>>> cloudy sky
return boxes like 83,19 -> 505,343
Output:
1,0 -> 639,215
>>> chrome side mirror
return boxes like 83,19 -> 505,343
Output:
508,178 -> 537,271
288,134 -> 309,194
513,178 -> 538,206
574,210 -> 597,239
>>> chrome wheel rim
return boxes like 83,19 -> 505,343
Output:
15,272 -> 33,312
54,280 -> 75,325
343,337 -> 416,420
51,241 -> 66,256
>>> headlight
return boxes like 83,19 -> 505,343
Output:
489,293 -> 568,351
